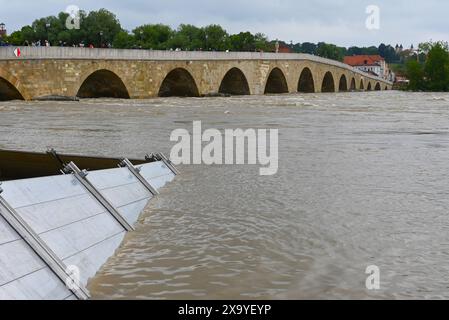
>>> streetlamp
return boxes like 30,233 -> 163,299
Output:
99,31 -> 103,48
138,30 -> 143,49
0,22 -> 6,39
45,23 -> 51,45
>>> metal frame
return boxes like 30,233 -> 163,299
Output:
157,153 -> 179,175
145,153 -> 179,175
0,192 -> 90,300
63,162 -> 134,231
46,148 -> 65,167
119,158 -> 159,195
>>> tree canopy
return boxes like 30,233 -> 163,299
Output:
406,42 -> 449,91
0,8 -> 424,66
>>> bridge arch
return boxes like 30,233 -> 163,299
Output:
350,78 -> 356,91
264,67 -> 288,94
338,74 -> 348,92
0,69 -> 26,101
384,85 -> 388,90
321,72 -> 335,93
159,68 -> 199,97
219,67 -> 250,95
77,69 -> 130,98
0,77 -> 25,101
359,79 -> 365,91
298,67 -> 315,93
375,82 -> 381,91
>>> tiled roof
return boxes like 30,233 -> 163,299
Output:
344,55 -> 384,66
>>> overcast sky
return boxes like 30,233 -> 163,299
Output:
1,0 -> 448,47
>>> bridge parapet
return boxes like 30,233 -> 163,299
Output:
0,47 -> 390,84
0,47 -> 392,100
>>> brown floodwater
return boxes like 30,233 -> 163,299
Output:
1,91 -> 449,299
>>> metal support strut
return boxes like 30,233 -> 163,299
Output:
145,152 -> 179,175
0,187 -> 90,300
63,162 -> 134,231
119,158 -> 159,195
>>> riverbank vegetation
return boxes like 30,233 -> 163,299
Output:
405,42 -> 449,92
1,8 -> 409,64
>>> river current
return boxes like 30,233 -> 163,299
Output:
1,91 -> 449,299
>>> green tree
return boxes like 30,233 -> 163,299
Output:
228,32 -> 270,52
30,12 -> 80,45
406,59 -> 425,90
12,9 -> 119,47
365,46 -> 379,55
178,24 -> 205,50
418,42 -> 433,55
166,24 -> 205,50
229,32 -> 256,51
203,24 -> 228,51
54,11 -> 88,46
254,33 -> 271,52
423,42 -> 449,91
300,42 -> 317,54
82,9 -> 122,47
5,31 -> 24,45
291,42 -> 302,53
347,46 -> 362,55
133,24 -> 173,49
378,43 -> 399,63
383,45 -> 400,63
20,25 -> 37,44
316,42 -> 345,61
113,31 -> 136,49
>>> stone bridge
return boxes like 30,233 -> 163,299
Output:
0,47 -> 392,101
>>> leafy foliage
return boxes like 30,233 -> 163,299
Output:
406,42 -> 449,91
3,6 -> 445,90
316,42 -> 346,61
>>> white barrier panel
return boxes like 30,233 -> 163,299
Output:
0,159 -> 176,300
0,215 -> 74,300
138,161 -> 176,190
86,167 -> 153,225
0,174 -> 127,289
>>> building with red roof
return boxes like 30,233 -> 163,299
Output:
344,55 -> 392,80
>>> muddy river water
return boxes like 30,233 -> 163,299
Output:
1,91 -> 449,299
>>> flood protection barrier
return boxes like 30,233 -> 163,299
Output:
0,150 -> 177,300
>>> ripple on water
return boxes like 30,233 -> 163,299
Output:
2,92 -> 449,299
